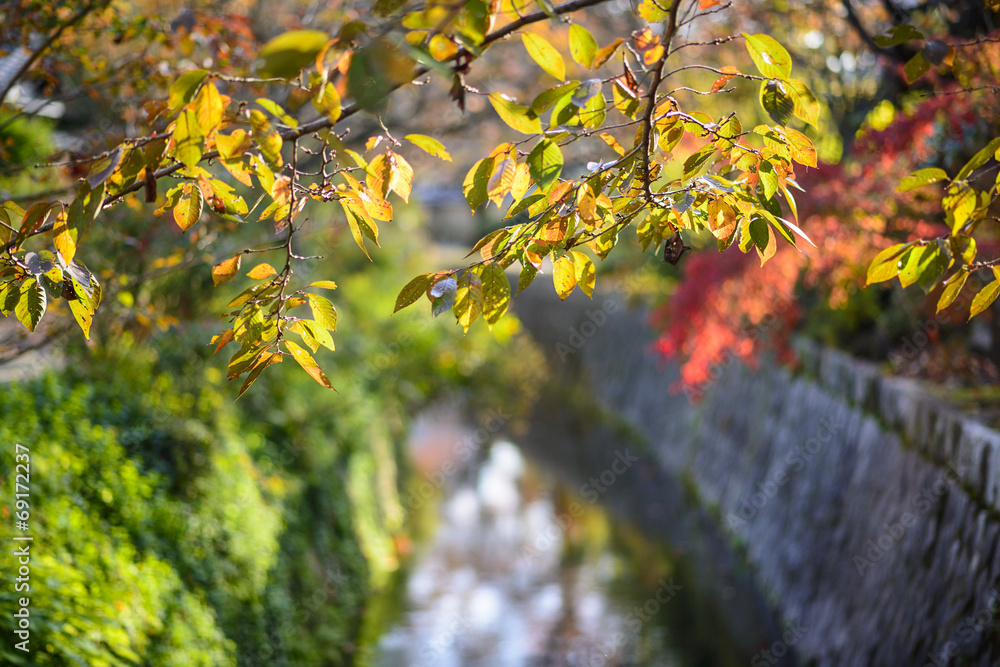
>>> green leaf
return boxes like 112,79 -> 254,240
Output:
236,352 -> 282,399
168,69 -> 208,113
569,24 -> 598,69
786,79 -> 820,126
462,158 -> 495,212
971,281 -> 1000,319
394,273 -> 432,313
897,167 -> 949,192
259,30 -> 330,79
481,262 -> 511,327
174,109 -> 203,168
308,280 -> 338,290
956,137 -> 1000,181
760,79 -> 794,126
743,33 -> 792,79
404,134 -> 452,161
866,243 -> 910,285
14,278 -> 45,332
874,24 -> 924,47
683,144 -> 716,180
758,161 -> 779,200
528,139 -> 564,193
916,242 -> 951,293
522,33 -> 565,81
903,51 -> 931,84
454,270 -> 484,333
531,81 -> 580,114
517,263 -> 538,294
285,340 -> 335,389
898,245 -> 936,288
570,251 -> 595,298
944,185 -> 977,234
307,293 -> 338,331
937,270 -> 968,312
68,293 -> 94,340
489,94 -> 542,134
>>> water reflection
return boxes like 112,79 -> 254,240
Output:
376,440 -> 687,667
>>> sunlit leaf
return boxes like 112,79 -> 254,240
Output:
489,94 -> 542,134
14,278 -> 45,332
173,183 -> 203,231
394,273 -> 432,313
168,69 -> 208,113
522,33 -> 565,81
307,293 -> 338,331
971,280 -> 1000,319
743,33 -> 792,79
247,263 -> 277,280
897,167 -> 949,192
481,262 -> 511,327
454,270 -> 484,332
212,255 -> 242,286
553,255 -> 576,299
569,24 -> 598,69
937,270 -> 969,312
284,339 -> 335,390
570,251 -> 595,298
404,134 -> 452,161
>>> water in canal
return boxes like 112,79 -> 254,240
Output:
370,408 -> 784,666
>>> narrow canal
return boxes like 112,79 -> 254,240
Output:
371,404 -> 793,666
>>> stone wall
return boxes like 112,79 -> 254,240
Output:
515,288 -> 1000,667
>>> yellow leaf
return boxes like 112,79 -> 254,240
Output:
52,208 -> 76,265
522,33 -> 565,81
195,81 -> 224,135
388,152 -> 414,203
553,255 -> 576,299
174,109 -> 203,168
489,94 -> 542,134
212,255 -> 242,286
247,263 -> 277,280
404,134 -> 452,161
570,250 -> 595,297
312,82 -> 342,123
284,339 -> 335,390
250,109 -> 283,168
173,183 -> 203,231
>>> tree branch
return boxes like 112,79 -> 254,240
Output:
3,0 -> 618,252
639,0 -> 682,205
